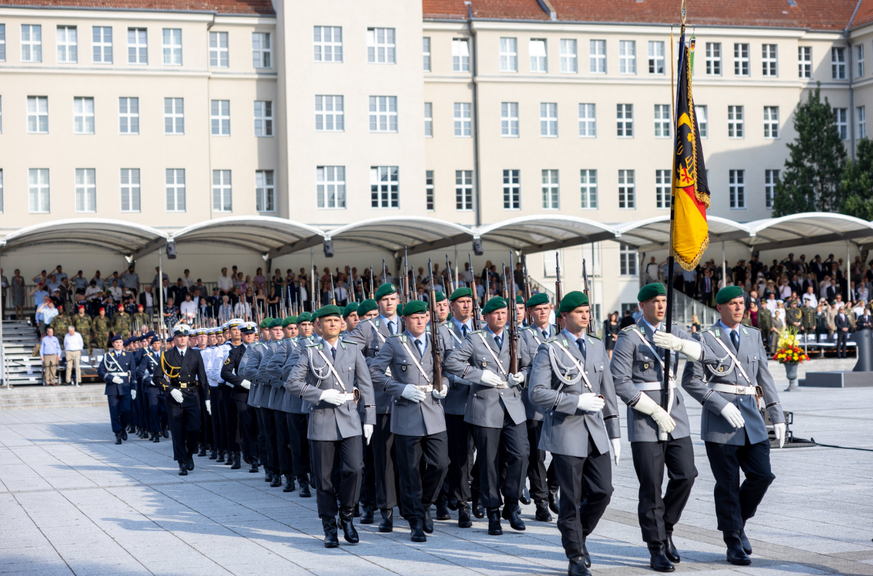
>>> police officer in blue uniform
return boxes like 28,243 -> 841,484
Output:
98,334 -> 136,444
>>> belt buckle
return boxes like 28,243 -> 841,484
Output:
180,383 -> 187,389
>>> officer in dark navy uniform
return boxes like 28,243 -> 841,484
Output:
97,334 -> 136,444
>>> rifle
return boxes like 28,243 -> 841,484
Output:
403,247 -> 411,306
427,259 -> 443,392
347,266 -> 356,303
555,252 -> 564,332
298,283 -> 304,315
329,270 -> 337,306
485,267 -> 492,303
312,265 -> 318,309
359,277 -> 367,304
446,255 -> 455,294
468,253 -> 482,330
382,259 -> 387,285
501,262 -> 509,299
582,258 -> 593,335
369,266 -> 375,299
522,255 -> 533,303
508,252 -> 519,374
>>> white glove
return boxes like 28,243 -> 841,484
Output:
205,400 -> 211,415
720,403 -> 746,429
432,382 -> 449,399
479,370 -> 505,388
610,438 -> 621,466
577,394 -> 605,412
130,389 -> 137,400
363,424 -> 374,445
401,384 -> 426,403
170,389 -> 183,403
774,422 -> 786,448
319,389 -> 345,406
632,393 -> 676,434
240,379 -> 251,390
509,372 -> 525,386
112,376 -> 123,384
225,380 -> 235,388
653,330 -> 702,361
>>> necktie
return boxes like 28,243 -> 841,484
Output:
331,346 -> 336,360
388,320 -> 396,335
415,339 -> 424,357
462,325 -> 468,337
494,334 -> 503,350
577,338 -> 587,360
730,330 -> 740,351
542,329 -> 549,340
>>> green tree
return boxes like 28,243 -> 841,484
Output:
840,138 -> 873,219
773,85 -> 847,216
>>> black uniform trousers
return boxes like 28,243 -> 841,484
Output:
107,393 -> 131,434
395,432 -> 450,522
472,411 -> 529,510
236,400 -> 257,461
552,440 -> 613,557
630,435 -> 697,543
257,407 -> 278,472
311,436 -> 364,519
526,419 -> 559,504
274,411 -> 293,475
446,413 -> 475,503
255,407 -> 267,464
146,391 -> 166,434
705,434 -> 775,533
223,392 -> 240,453
373,413 -> 398,511
287,413 -> 311,481
198,391 -> 213,448
211,386 -> 227,452
166,390 -> 202,462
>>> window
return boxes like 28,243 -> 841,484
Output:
209,31 -> 228,67
21,24 -> 42,63
252,32 -> 271,68
540,102 -> 557,137
619,40 -> 636,74
453,102 -> 471,137
728,105 -> 744,138
729,169 -> 745,209
119,97 -> 139,134
424,102 -> 433,137
503,169 -> 520,210
367,27 -> 395,64
648,40 -> 664,74
590,39 -> 606,73
162,28 -> 182,65
834,107 -> 848,140
618,169 -> 635,209
316,166 -> 346,209
763,106 -> 779,139
164,97 -> 184,134
165,168 -> 186,212
560,39 -> 577,73
452,38 -> 470,72
455,170 -> 473,211
619,245 -> 637,276
211,170 -> 232,212
314,26 -> 342,62
654,104 -> 670,138
73,97 -> 95,134
705,42 -> 721,75
27,96 -> 48,133
57,26 -> 77,63
93,26 -> 112,63
426,170 -> 434,211
530,39 -> 547,72
580,169 -> 597,209
370,96 -> 398,132
211,99 -> 230,136
500,37 -> 517,72
858,105 -> 867,140
858,44 -> 865,78
0,25 -> 5,62
501,102 -> 519,137
762,44 -> 777,77
765,169 -> 779,210
75,168 -> 96,212
371,166 -> 399,208
28,169 -> 50,213
255,170 -> 275,212
734,43 -> 749,76
541,169 -> 559,209
696,104 -> 708,137
617,104 -> 633,137
127,28 -> 147,64
254,101 -> 273,136
578,103 -> 596,137
315,95 -> 344,132
120,168 -> 140,212
799,46 -> 811,79
832,47 -> 846,79
655,169 -> 671,209
423,37 -> 430,71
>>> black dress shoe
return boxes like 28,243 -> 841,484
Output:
162,429 -> 169,438
472,495 -> 485,519
520,486 -> 531,506
230,452 -> 241,470
265,469 -> 273,483
379,508 -> 394,533
151,434 -> 160,443
581,537 -> 591,568
739,528 -> 752,555
186,457 -> 195,471
283,475 -> 296,492
535,501 -> 552,522
178,462 -> 188,476
360,504 -> 375,524
435,498 -> 451,520
568,556 -> 591,576
216,451 -> 225,463
457,504 -> 472,528
299,478 -> 312,498
340,511 -> 359,544
209,449 -> 218,460
422,508 -> 434,533
121,429 -> 128,441
664,534 -> 680,563
249,462 -> 259,473
725,532 -> 751,565
548,488 -> 559,514
270,472 -> 283,487
197,445 -> 207,457
487,509 -> 503,535
447,497 -> 458,511
409,518 -> 427,543
115,433 -> 122,445
322,517 -> 339,548
647,542 -> 675,572
502,505 -> 526,531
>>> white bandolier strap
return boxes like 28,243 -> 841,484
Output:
709,383 -> 756,395
336,393 -> 356,403
477,332 -> 508,378
710,334 -> 752,384
314,348 -> 349,393
632,328 -> 675,417
548,340 -> 595,411
399,339 -> 431,384
636,381 -> 677,391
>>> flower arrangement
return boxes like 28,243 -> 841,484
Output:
772,327 -> 809,364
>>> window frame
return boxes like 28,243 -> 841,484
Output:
648,40 -> 665,75
578,103 -> 596,138
316,165 -> 346,209
254,100 -> 273,137
74,167 -> 96,213
422,36 -> 431,71
834,107 -> 848,140
21,24 -> 42,63
163,97 -> 184,135
655,169 -> 671,209
499,37 -> 518,72
27,95 -> 49,134
315,95 -> 344,132
424,102 -> 433,137
696,104 -> 708,138
501,102 -> 519,137
619,244 -> 638,276
503,169 -> 521,210
541,169 -> 560,210
252,31 -> 272,69
798,46 -> 811,79
705,41 -> 721,76
618,169 -> 635,209
654,104 -> 671,138
734,42 -> 749,76
857,44 -> 865,78
616,103 -> 633,138
370,166 -> 400,209
453,102 -> 471,137
729,169 -> 746,209
255,169 -> 275,212
57,25 -> 78,63
162,27 -> 182,65
858,105 -> 867,140
28,168 -> 50,213
540,102 -> 558,137
455,170 -> 474,211
369,96 -> 398,133
580,168 -> 597,210
119,97 -> 139,135
452,38 -> 470,72
165,168 -> 186,212
529,38 -> 547,73
73,96 -> 95,135
832,47 -> 846,80
127,27 -> 147,65
367,27 -> 396,64
209,31 -> 229,68
727,105 -> 744,139
763,105 -> 779,139
211,99 -> 231,136
619,40 -> 636,74
560,38 -> 577,73
120,167 -> 141,212
589,39 -> 606,73
764,169 -> 779,210
762,43 -> 778,77
314,26 -> 342,63
426,170 -> 434,211
92,26 -> 113,64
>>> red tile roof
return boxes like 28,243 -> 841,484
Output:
850,0 -> 873,28
0,0 -> 275,16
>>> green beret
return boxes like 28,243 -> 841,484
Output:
559,291 -> 589,313
449,287 -> 473,301
296,312 -> 312,323
515,294 -> 524,305
342,302 -> 359,318
637,283 -> 667,302
259,318 -> 271,329
526,293 -> 549,308
402,300 -> 428,316
397,302 -> 404,316
268,318 -> 284,329
357,299 -> 377,316
282,316 -> 297,327
716,286 -> 744,305
482,297 -> 507,315
312,305 -> 342,320
374,282 -> 398,301
436,291 -> 447,303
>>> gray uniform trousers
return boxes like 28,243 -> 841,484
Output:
439,320 -> 477,504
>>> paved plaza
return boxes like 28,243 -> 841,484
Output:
1,381 -> 872,576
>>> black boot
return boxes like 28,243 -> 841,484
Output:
270,470 -> 283,487
724,532 -> 751,565
197,445 -> 207,457
457,504 -> 472,528
322,517 -> 339,548
535,501 -> 552,522
299,478 -> 312,498
581,537 -> 591,568
422,507 -> 434,534
548,487 -> 559,514
568,554 -> 591,576
378,508 -> 393,533
216,450 -> 225,463
223,451 -> 234,465
231,452 -> 241,470
353,503 -> 361,518
178,461 -> 188,476
249,460 -> 259,473
409,518 -> 427,543
115,432 -> 123,445
472,495 -> 485,519
162,427 -> 169,438
360,503 -> 375,524
151,433 -> 159,443
121,429 -> 128,441
264,469 -> 273,483
520,486 -> 531,505
487,508 -> 503,535
283,475 -> 296,492
739,527 -> 752,555
502,504 -> 526,531
209,449 -> 218,460
435,495 -> 451,520
186,456 -> 195,471
647,542 -> 675,572
664,534 -> 680,563
340,509 -> 359,544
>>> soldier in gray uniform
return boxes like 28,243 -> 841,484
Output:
264,317 -> 297,491
242,318 -> 276,483
443,296 -> 531,536
610,282 -> 713,572
370,300 -> 450,542
256,318 -> 286,488
529,292 -> 621,576
682,286 -> 786,566
287,305 -> 375,548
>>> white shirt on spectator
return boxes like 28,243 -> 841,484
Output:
109,286 -> 122,300
180,300 -> 197,318
802,293 -> 818,308
64,332 -> 84,352
85,286 -> 101,298
217,274 -> 234,292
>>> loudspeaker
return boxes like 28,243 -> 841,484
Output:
166,241 -> 177,260
323,239 -> 334,258
472,238 -> 484,256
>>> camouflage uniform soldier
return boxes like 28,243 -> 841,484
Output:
93,307 -> 111,352
756,308 -> 772,352
72,305 -> 94,356
132,305 -> 150,333
111,304 -> 132,339
51,312 -> 71,350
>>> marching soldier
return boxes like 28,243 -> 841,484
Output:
202,328 -> 226,461
193,328 -> 213,457
136,335 -> 167,442
221,320 -> 259,472
248,318 -> 284,486
342,302 -> 359,335
97,334 -> 136,444
242,318 -> 275,482
528,292 -> 620,576
370,300 -> 450,543
266,317 -> 298,491
72,305 -> 93,358
111,304 -> 132,339
682,286 -> 786,566
287,304 -> 376,548
93,307 -> 110,353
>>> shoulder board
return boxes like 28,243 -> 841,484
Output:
520,326 -> 534,332
744,325 -> 760,331
470,330 -> 485,335
340,338 -> 358,345
389,333 -> 402,338
304,343 -> 318,348
621,325 -> 637,333
586,334 -> 602,342
545,336 -> 560,344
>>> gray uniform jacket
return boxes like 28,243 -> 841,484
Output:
260,342 -> 284,411
437,319 -> 475,416
345,317 -> 397,414
286,338 -> 376,442
443,327 -> 530,429
682,323 -> 785,446
370,332 -> 449,437
528,331 -> 620,458
520,323 -> 558,421
241,341 -> 270,408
